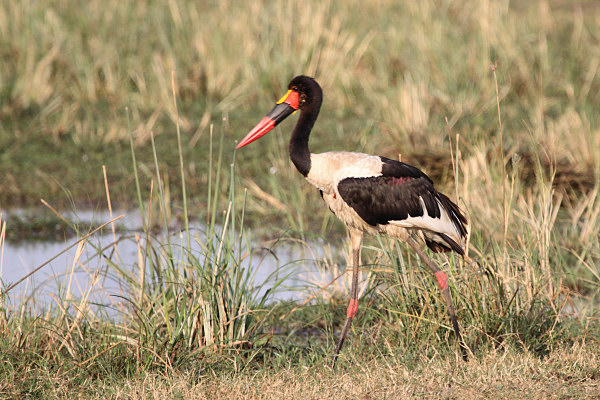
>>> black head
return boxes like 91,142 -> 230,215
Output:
236,75 -> 323,149
288,75 -> 323,112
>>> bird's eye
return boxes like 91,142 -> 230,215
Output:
292,87 -> 299,92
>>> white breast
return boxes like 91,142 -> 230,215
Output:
306,152 -> 382,193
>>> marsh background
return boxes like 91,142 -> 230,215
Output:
1,0 -> 599,398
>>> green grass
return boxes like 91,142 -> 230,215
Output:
1,0 -> 600,397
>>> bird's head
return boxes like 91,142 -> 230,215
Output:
236,75 -> 321,149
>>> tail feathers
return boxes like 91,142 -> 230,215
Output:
425,233 -> 465,256
425,238 -> 452,253
436,192 -> 469,239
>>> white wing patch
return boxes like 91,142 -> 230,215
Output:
390,197 -> 462,245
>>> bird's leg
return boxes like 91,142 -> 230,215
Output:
332,232 -> 363,368
405,236 -> 469,361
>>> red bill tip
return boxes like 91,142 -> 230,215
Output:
236,116 -> 276,149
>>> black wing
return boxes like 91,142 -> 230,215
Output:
337,174 -> 439,226
337,157 -> 467,236
378,156 -> 432,183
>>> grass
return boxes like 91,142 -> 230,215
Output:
0,121 -> 290,396
64,346 -> 600,399
1,0 -> 600,397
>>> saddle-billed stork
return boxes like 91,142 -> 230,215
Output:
236,75 -> 469,365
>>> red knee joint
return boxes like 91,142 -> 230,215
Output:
435,271 -> 449,291
346,298 -> 359,318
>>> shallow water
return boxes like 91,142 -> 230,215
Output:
0,209 -> 347,311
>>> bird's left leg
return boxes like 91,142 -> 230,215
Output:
405,236 -> 469,361
332,231 -> 363,367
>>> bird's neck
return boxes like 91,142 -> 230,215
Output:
289,99 -> 321,177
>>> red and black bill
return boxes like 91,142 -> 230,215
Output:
236,89 -> 300,149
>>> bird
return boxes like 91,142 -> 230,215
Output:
236,75 -> 469,366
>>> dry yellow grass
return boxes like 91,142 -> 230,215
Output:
40,343 -> 597,400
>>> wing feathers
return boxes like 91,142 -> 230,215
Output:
336,157 -> 468,254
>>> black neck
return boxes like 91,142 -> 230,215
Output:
289,90 -> 322,177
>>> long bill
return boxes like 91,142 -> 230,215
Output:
236,89 -> 300,149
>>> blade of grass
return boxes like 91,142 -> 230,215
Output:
171,70 -> 190,251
